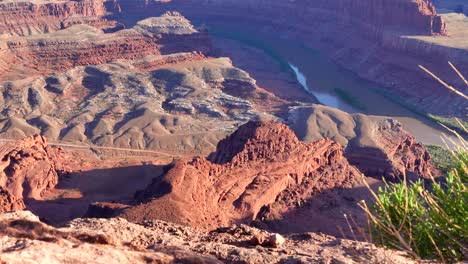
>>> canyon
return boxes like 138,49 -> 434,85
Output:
140,0 -> 467,117
0,0 -> 109,36
0,0 -> 465,263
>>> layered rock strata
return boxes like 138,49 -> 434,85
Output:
0,12 -> 212,79
0,0 -> 109,36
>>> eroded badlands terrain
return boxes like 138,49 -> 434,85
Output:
0,0 -> 465,263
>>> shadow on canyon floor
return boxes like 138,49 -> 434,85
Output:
26,161 -> 384,242
259,180 -> 383,241
26,164 -> 166,226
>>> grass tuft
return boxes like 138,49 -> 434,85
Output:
360,62 -> 468,263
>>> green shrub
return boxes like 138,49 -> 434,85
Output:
362,151 -> 467,262
427,145 -> 458,174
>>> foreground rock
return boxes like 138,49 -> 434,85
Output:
115,120 -> 362,230
0,135 -> 62,213
0,210 -> 414,263
289,105 -> 437,181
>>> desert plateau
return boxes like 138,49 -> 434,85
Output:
0,0 -> 466,263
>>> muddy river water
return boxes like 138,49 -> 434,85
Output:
201,20 -> 457,147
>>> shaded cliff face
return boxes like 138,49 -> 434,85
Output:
0,0 -> 110,36
288,105 -> 437,181
117,121 -> 362,230
0,135 -> 61,212
124,0 -> 446,36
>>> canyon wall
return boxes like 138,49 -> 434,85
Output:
0,12 -> 212,78
112,0 -> 447,35
0,0 -> 109,35
1,0 -> 464,115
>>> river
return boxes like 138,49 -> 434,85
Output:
201,20 -> 457,147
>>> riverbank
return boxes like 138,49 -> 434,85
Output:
207,21 -> 460,146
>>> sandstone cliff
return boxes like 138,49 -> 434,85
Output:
0,12 -> 212,79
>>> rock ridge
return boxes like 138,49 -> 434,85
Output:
118,120 -> 362,230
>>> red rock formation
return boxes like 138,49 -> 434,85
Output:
345,119 -> 436,181
118,121 -> 361,230
0,135 -> 61,213
0,0 -> 109,36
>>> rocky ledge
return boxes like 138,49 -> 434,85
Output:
0,210 -> 414,263
0,0 -> 110,36
0,12 -> 212,79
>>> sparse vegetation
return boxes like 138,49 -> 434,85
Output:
361,151 -> 467,262
428,114 -> 468,135
360,63 -> 468,263
427,144 -> 458,174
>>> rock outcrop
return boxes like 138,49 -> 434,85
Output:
347,118 -> 435,181
0,210 -> 414,264
0,135 -> 60,213
288,104 -> 437,181
117,120 -> 362,230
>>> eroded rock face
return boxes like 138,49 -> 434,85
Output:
0,135 -> 60,212
149,0 -> 447,35
0,56 -> 278,155
0,0 -> 109,36
0,12 -> 212,79
0,11 -> 287,155
348,119 -> 434,181
117,120 -> 362,230
288,105 -> 437,181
